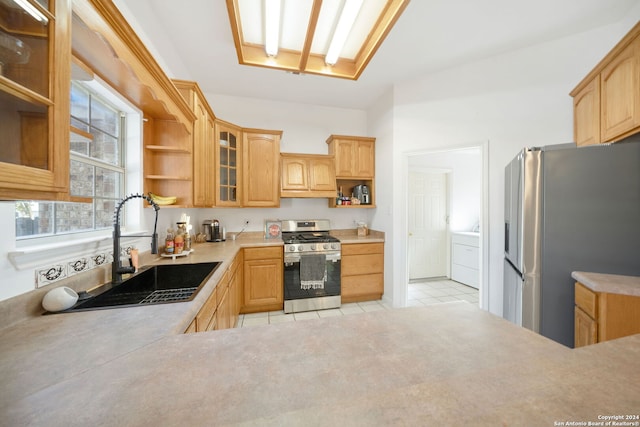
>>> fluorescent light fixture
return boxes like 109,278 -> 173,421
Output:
325,0 -> 363,65
264,0 -> 281,56
12,0 -> 48,23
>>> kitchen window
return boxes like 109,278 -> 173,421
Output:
15,81 -> 128,239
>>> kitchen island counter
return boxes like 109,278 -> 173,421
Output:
2,300 -> 639,425
572,271 -> 640,297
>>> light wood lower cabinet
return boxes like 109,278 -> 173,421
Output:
341,243 -> 384,303
242,246 -> 283,313
574,281 -> 640,347
216,281 -> 231,330
229,249 -> 243,328
186,251 -> 243,333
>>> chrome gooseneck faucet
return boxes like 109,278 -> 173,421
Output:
112,193 -> 160,284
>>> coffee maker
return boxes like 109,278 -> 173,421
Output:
203,219 -> 223,242
353,184 -> 370,205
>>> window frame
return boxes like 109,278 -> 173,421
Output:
15,76 -> 143,245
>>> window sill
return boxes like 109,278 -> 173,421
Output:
9,232 -> 147,271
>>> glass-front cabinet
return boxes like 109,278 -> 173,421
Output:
0,0 -> 71,200
215,120 -> 241,207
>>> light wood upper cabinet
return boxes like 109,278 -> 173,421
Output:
571,22 -> 640,145
243,129 -> 281,207
72,0 -> 196,207
309,157 -> 337,192
573,78 -> 601,147
0,0 -> 71,200
327,135 -> 375,179
143,117 -> 193,207
280,153 -> 337,197
600,35 -> 640,142
326,135 -> 376,208
215,120 -> 242,207
173,80 -> 216,207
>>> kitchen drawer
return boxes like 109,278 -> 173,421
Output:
451,264 -> 479,289
575,281 -> 597,319
451,232 -> 479,247
342,253 -> 384,276
452,243 -> 479,270
341,243 -> 383,256
341,273 -> 383,299
243,246 -> 282,261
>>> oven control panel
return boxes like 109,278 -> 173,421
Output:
285,243 -> 340,253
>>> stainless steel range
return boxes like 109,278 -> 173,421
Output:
282,219 -> 341,314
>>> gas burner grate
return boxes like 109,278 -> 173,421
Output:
139,287 -> 199,305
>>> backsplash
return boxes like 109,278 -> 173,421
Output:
35,246 -> 133,288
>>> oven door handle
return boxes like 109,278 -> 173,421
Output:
284,253 -> 341,265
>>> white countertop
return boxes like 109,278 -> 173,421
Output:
1,301 -> 639,426
2,232 -> 640,425
572,271 -> 640,297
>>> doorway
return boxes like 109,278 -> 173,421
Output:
405,145 -> 485,307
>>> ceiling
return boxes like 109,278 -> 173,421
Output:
115,0 -> 638,110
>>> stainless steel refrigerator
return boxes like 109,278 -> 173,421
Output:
503,137 -> 640,348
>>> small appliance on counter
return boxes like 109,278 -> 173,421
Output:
202,219 -> 224,242
353,184 -> 370,204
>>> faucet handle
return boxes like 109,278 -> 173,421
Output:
130,249 -> 139,272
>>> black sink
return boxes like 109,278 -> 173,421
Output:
65,262 -> 221,312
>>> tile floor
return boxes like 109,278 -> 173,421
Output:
238,279 -> 479,328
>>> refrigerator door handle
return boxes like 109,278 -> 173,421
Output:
505,222 -> 509,253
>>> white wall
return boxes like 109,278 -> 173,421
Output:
380,17 -> 640,316
366,89 -> 395,305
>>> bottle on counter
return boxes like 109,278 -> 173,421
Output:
165,228 -> 175,254
184,232 -> 192,251
174,232 -> 184,254
176,222 -> 187,254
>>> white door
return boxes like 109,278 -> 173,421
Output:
408,171 -> 449,279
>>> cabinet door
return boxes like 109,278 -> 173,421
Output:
308,158 -> 337,192
216,285 -> 231,330
600,36 -> 640,142
354,140 -> 375,178
243,259 -> 283,311
216,122 -> 242,206
333,139 -> 355,177
243,131 -> 281,207
574,306 -> 597,348
195,286 -> 218,332
281,156 -> 308,191
193,98 -> 215,206
573,78 -> 601,146
0,0 -> 71,200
